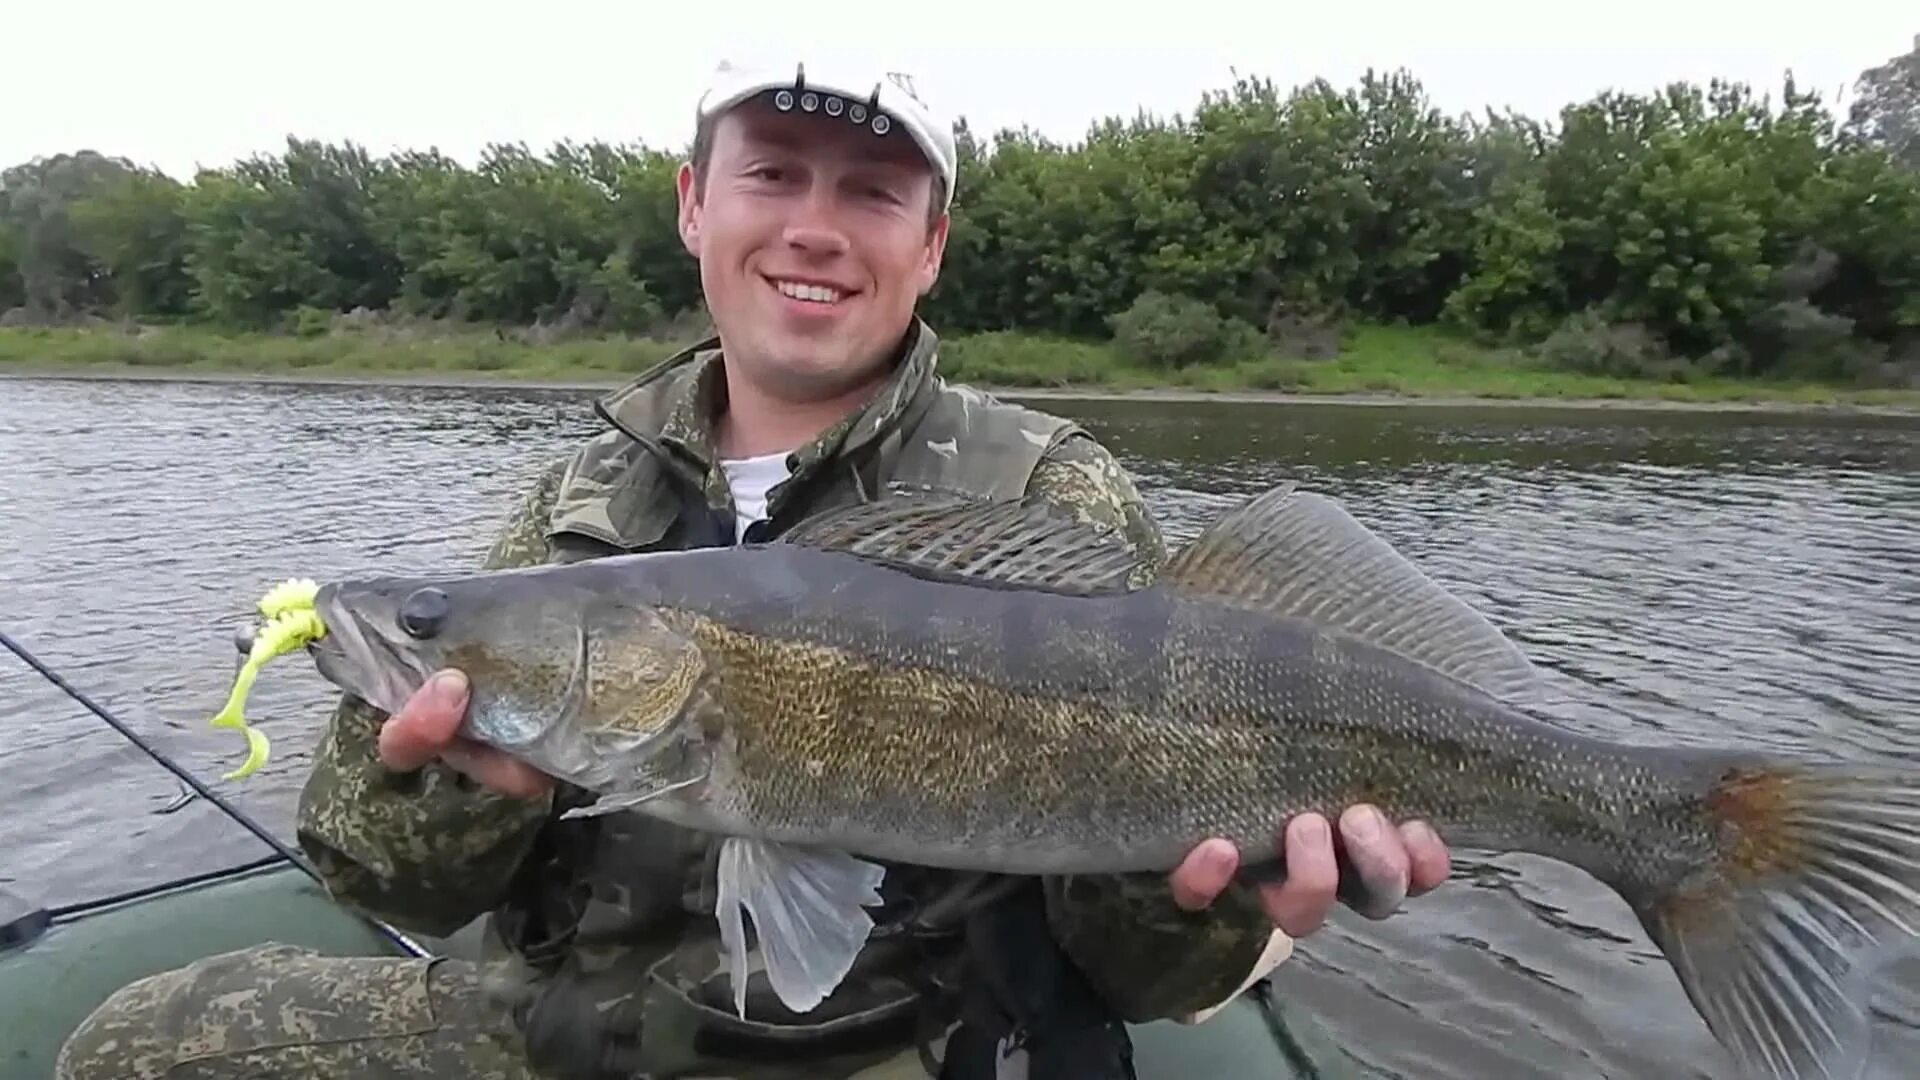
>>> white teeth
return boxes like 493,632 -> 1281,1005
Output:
775,280 -> 843,304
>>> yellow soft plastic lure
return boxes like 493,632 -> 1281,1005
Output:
208,578 -> 328,780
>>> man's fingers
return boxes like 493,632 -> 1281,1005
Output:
1170,838 -> 1239,911
1334,805 -> 1411,920
441,744 -> 554,799
376,670 -> 470,771
1401,820 -> 1452,896
373,668 -> 552,799
1258,814 -> 1339,937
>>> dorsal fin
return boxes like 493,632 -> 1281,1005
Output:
778,493 -> 1143,595
1164,484 -> 1544,702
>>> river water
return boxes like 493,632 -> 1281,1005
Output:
2,374 -> 1917,1078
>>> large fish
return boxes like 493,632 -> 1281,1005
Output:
272,483 -> 1919,1079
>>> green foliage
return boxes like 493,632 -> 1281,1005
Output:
1534,311 -> 1693,381
4,57 -> 1917,388
288,305 -> 331,338
1795,146 -> 1920,341
0,221 -> 23,311
1187,77 -> 1371,322
185,139 -> 400,326
66,168 -> 194,317
1741,299 -> 1885,381
1108,289 -> 1262,368
1602,126 -> 1769,354
1844,36 -> 1920,170
0,150 -> 141,316
938,330 -> 1121,386
1445,177 -> 1566,341
1342,70 -> 1483,322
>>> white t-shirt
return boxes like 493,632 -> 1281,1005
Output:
720,450 -> 792,542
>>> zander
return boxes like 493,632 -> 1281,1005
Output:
222,483 -> 1920,1080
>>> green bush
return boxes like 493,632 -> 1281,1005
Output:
1264,297 -> 1348,359
1740,299 -> 1885,382
1534,311 -> 1695,381
1107,290 -> 1263,368
289,305 -> 333,338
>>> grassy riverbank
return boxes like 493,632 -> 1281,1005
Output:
3,323 -> 1916,410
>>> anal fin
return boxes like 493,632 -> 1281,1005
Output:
715,837 -> 887,1018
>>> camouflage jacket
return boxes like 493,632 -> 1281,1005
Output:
296,320 -> 1278,1078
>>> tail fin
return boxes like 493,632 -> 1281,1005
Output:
1638,763 -> 1920,1079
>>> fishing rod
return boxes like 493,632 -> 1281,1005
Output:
0,627 -> 431,959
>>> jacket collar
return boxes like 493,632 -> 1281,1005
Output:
591,318 -> 946,505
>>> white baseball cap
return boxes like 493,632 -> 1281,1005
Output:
695,59 -> 958,211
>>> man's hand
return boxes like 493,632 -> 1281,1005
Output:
375,669 -> 554,799
1169,806 -> 1450,936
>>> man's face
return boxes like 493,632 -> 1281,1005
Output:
677,95 -> 949,402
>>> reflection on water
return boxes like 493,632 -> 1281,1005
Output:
3,376 -> 1916,1078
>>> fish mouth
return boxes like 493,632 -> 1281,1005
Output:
309,586 -> 434,717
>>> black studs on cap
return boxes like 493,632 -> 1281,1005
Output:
399,587 -> 451,640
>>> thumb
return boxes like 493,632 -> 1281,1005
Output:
377,670 -> 470,771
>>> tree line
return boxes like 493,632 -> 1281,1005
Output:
3,42 -> 1917,382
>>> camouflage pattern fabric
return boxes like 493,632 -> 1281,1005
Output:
53,945 -> 530,1079
57,321 -> 1279,1078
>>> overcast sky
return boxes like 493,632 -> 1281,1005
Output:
8,1 -> 1916,179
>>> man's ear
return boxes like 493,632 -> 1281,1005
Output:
677,162 -> 702,258
917,211 -> 951,297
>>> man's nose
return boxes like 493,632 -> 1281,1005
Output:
782,187 -> 850,256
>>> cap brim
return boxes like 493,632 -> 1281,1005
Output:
697,74 -> 954,211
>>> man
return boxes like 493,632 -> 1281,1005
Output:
58,59 -> 1449,1079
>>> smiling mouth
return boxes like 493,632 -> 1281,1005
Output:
767,277 -> 853,305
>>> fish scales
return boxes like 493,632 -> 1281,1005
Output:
630,545 -> 1718,889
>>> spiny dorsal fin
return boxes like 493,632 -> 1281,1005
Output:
778,493 -> 1143,595
1165,484 -> 1544,702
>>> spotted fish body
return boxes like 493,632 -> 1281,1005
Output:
534,544 -> 1714,891
304,485 -> 1920,1080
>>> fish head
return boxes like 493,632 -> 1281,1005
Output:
310,565 -> 709,782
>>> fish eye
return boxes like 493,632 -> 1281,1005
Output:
399,587 -> 450,639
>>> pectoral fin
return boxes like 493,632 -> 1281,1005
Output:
714,836 -> 887,1018
554,723 -> 709,820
